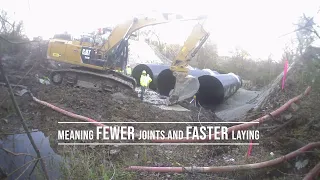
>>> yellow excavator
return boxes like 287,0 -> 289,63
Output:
46,12 -> 209,104
47,13 -> 202,92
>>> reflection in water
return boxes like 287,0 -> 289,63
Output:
135,88 -> 168,105
0,131 -> 62,180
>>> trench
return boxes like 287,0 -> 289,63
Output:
157,69 -> 225,106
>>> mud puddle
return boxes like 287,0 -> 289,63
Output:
134,87 -> 261,116
135,88 -> 190,111
133,86 -> 263,116
0,131 -> 62,180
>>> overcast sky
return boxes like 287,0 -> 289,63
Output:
1,0 -> 320,60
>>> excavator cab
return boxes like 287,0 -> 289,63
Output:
53,33 -> 72,41
167,22 -> 210,105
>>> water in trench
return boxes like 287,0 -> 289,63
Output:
134,85 -> 263,117
135,88 -> 190,111
0,131 -> 62,180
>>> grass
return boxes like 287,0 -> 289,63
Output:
58,146 -> 137,180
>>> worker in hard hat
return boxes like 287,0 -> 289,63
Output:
126,65 -> 132,76
140,70 -> 152,101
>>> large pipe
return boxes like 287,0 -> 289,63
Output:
132,64 -> 242,106
132,64 -> 170,90
131,64 -> 200,90
157,68 -> 242,106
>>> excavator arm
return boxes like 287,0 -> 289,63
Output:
100,13 -> 202,52
167,21 -> 210,105
98,14 -> 205,70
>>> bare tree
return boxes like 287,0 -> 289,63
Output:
0,10 -> 29,56
295,14 -> 320,55
139,28 -> 165,53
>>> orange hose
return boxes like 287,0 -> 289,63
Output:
31,96 -> 106,127
303,162 -> 320,180
29,87 -> 316,178
127,142 -> 320,173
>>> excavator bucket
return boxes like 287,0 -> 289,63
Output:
166,21 -> 209,105
167,72 -> 200,105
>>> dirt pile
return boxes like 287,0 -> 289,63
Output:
0,44 -> 216,136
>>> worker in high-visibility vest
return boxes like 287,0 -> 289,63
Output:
140,70 -> 152,100
126,65 -> 132,76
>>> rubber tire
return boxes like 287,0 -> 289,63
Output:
50,71 -> 64,85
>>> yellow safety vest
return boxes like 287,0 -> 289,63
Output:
140,74 -> 152,87
126,67 -> 132,75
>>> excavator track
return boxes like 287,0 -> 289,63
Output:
49,68 -> 136,93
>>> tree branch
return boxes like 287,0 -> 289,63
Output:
1,148 -> 36,158
0,57 -> 50,180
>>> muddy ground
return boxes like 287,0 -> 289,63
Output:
0,50 -> 320,179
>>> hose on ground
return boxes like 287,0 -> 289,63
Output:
1,84 -> 312,143
303,161 -> 320,180
127,142 -> 320,173
28,92 -> 106,127
4,84 -> 316,177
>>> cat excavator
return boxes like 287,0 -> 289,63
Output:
46,12 -> 209,104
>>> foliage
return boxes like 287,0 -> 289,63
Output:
218,50 -> 283,88
0,10 -> 29,55
59,146 -> 137,180
190,39 -> 219,69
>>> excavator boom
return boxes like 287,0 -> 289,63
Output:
100,14 -> 203,53
167,21 -> 210,105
